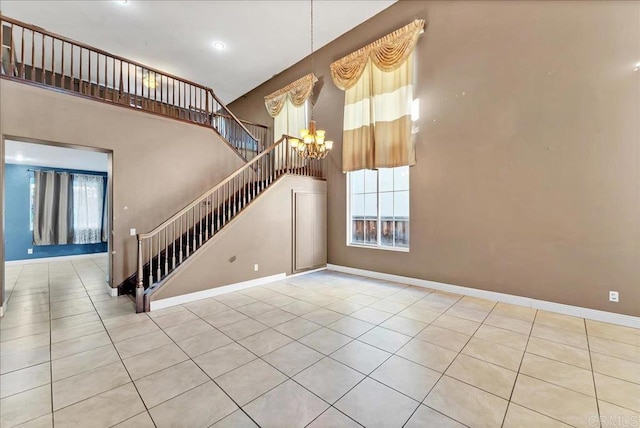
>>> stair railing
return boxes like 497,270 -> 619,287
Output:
0,15 -> 262,158
135,135 -> 324,312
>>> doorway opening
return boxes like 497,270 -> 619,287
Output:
1,137 -> 113,315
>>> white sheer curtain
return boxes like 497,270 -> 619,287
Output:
72,174 -> 105,244
274,99 -> 308,169
273,99 -> 308,140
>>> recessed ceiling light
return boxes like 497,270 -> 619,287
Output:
212,41 -> 226,50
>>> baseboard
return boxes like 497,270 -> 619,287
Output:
5,252 -> 108,266
150,273 -> 287,311
287,266 -> 327,278
327,264 -> 640,329
105,283 -> 118,297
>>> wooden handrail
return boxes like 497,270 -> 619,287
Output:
239,117 -> 270,128
0,15 -> 208,91
134,132 -> 325,311
208,90 -> 261,142
0,15 -> 269,158
138,135 -> 291,240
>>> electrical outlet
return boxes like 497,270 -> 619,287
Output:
254,264 -> 259,272
27,248 -> 33,254
609,291 -> 619,303
130,228 -> 136,236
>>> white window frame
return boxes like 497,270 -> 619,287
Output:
346,167 -> 410,252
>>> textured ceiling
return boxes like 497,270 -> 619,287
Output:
1,0 -> 395,103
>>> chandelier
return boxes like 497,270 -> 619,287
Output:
290,0 -> 333,160
291,121 -> 333,159
142,70 -> 158,89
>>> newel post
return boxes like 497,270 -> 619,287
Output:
136,238 -> 144,313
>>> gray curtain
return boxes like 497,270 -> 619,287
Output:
33,171 -> 74,245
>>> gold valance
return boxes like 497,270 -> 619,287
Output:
264,73 -> 318,117
330,19 -> 425,91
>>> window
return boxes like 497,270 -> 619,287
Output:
348,166 -> 409,250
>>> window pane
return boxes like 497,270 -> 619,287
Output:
394,166 -> 409,191
394,190 -> 410,248
380,192 -> 393,219
394,191 -> 409,219
351,194 -> 365,217
395,220 -> 409,247
352,220 -> 365,244
364,169 -> 377,193
365,220 -> 378,245
364,193 -> 377,218
350,170 -> 365,194
381,220 -> 394,246
379,168 -> 393,192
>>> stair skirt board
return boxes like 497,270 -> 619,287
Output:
149,273 -> 286,311
327,264 -> 640,329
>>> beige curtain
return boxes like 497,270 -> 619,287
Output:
265,73 -> 316,139
331,20 -> 424,172
266,73 -> 315,169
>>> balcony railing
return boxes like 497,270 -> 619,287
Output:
0,15 -> 269,159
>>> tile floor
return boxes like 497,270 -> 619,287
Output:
1,258 -> 639,427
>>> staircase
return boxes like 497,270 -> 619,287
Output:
0,15 -> 325,312
132,136 -> 324,312
0,15 -> 267,160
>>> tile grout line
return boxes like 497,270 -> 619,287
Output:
303,407 -> 364,428
67,258 -> 159,428
149,304 -> 263,428
212,276 -> 635,426
12,270 -> 362,422
398,297 -> 482,428
48,261 -> 55,427
501,312 -> 605,427
2,264 -> 24,307
237,277 -> 472,426
499,305 -> 538,428
172,281 -> 416,425
585,319 -> 603,428
305,290 -> 469,427
184,298 -> 386,427
8,268 -> 634,428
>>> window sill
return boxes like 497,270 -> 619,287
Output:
346,243 -> 410,253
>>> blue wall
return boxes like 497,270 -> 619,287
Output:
4,163 -> 108,261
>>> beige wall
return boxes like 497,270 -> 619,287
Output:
1,80 -> 246,289
0,132 -> 4,309
151,175 -> 326,301
230,1 -> 640,316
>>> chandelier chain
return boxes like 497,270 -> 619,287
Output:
310,0 -> 314,120
289,0 -> 332,160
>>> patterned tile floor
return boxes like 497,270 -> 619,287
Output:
0,258 -> 639,427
